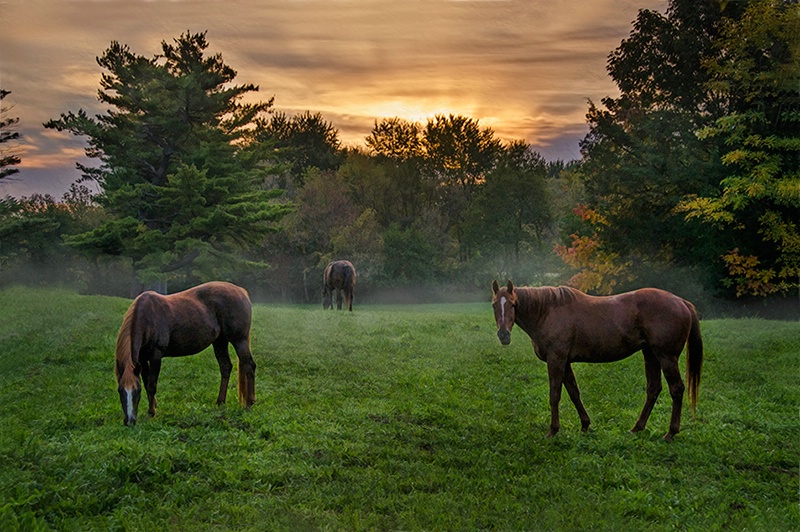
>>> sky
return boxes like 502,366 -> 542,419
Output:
0,0 -> 666,198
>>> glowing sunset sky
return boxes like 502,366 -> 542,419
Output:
0,0 -> 666,197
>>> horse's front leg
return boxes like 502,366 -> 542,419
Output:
142,357 -> 161,417
545,356 -> 567,438
323,286 -> 332,310
563,363 -> 590,432
213,339 -> 233,405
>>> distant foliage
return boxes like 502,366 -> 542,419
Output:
27,10 -> 799,306
0,187 -> 129,292
38,27 -> 564,299
554,205 -> 633,294
260,111 -> 343,186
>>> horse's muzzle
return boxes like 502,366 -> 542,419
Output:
119,387 -> 140,427
497,329 -> 511,345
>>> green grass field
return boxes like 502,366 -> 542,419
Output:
0,286 -> 797,530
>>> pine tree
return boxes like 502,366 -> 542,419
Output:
45,32 -> 291,289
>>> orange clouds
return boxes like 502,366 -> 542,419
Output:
0,0 -> 666,197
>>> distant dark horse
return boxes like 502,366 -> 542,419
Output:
491,280 -> 703,441
114,281 -> 256,426
323,260 -> 356,311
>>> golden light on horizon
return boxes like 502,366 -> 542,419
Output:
0,0 -> 668,197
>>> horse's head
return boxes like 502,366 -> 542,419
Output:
116,362 -> 141,426
492,280 -> 517,345
322,290 -> 332,310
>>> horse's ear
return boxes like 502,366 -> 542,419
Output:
492,280 -> 499,294
507,280 -> 514,294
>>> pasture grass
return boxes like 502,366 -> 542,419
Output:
0,286 -> 797,530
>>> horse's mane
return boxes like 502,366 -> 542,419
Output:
515,286 -> 579,323
114,300 -> 139,387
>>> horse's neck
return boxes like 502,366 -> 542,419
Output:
516,287 -> 571,333
130,293 -> 169,354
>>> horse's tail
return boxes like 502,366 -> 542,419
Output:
684,300 -> 704,417
237,334 -> 257,407
237,354 -> 256,407
343,262 -> 356,310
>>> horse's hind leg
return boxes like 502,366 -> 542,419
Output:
563,363 -> 590,432
632,348 -> 663,433
660,356 -> 685,441
232,338 -> 257,407
213,338 -> 233,405
336,288 -> 344,310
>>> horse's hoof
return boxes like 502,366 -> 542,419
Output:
663,432 -> 675,442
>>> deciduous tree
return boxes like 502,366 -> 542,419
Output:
463,141 -> 551,262
574,0 -> 732,293
423,114 -> 502,256
364,118 -> 430,221
679,0 -> 800,296
261,111 -> 342,186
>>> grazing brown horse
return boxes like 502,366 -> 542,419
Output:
114,281 -> 256,426
491,280 -> 703,441
323,260 -> 356,311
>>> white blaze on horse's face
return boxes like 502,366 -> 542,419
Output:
118,377 -> 141,426
125,390 -> 135,419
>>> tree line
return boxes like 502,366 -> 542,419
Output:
0,0 -> 797,309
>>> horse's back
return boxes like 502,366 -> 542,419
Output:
157,282 -> 251,354
621,287 -> 692,322
599,288 -> 693,348
580,287 -> 689,318
188,281 -> 252,335
325,260 -> 356,288
533,287 -> 693,360
189,282 -> 251,310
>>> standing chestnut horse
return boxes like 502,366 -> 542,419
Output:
491,280 -> 703,441
323,260 -> 356,311
114,281 -> 256,426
